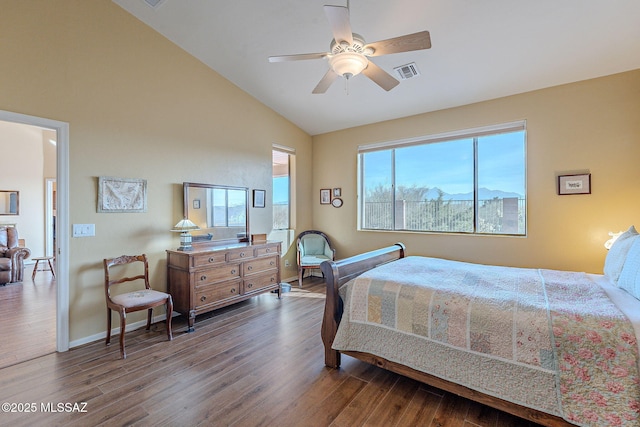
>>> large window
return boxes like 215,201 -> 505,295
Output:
273,147 -> 292,230
359,122 -> 526,235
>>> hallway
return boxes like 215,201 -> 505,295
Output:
0,263 -> 56,369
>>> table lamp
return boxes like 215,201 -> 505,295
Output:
171,218 -> 200,251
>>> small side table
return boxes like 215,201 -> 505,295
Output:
32,256 -> 56,280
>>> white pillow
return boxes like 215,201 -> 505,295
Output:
618,238 -> 640,299
603,225 -> 639,284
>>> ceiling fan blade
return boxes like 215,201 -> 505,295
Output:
362,61 -> 400,91
268,52 -> 329,63
312,68 -> 339,94
324,5 -> 353,45
365,31 -> 431,56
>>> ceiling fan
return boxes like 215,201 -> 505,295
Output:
268,2 -> 432,94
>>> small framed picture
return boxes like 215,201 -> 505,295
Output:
253,189 -> 266,208
192,199 -> 201,209
333,188 -> 341,198
320,189 -> 331,204
558,173 -> 591,195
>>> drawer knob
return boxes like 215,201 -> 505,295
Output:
200,296 -> 206,302
230,288 -> 236,293
270,261 -> 274,266
231,269 -> 237,274
247,266 -> 253,271
247,283 -> 253,288
240,252 -> 246,258
208,257 -> 215,263
200,275 -> 207,281
266,248 -> 271,253
270,277 -> 275,282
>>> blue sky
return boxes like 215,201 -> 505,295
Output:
364,131 -> 525,196
272,131 -> 525,204
273,177 -> 289,204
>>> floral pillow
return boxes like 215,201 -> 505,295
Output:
603,225 -> 639,284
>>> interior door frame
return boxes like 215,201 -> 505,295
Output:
45,178 -> 56,257
0,109 -> 69,352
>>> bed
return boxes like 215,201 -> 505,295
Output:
320,237 -> 640,427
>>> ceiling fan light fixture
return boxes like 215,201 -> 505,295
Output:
329,52 -> 368,78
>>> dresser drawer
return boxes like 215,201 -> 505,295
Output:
244,271 -> 278,294
195,263 -> 240,286
243,255 -> 278,276
255,244 -> 280,257
193,252 -> 227,268
196,280 -> 242,308
227,248 -> 254,261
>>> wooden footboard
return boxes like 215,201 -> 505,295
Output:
319,243 -> 575,427
320,243 -> 406,368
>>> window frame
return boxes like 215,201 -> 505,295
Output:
272,145 -> 294,230
358,121 -> 527,236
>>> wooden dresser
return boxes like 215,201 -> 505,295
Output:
167,241 -> 281,332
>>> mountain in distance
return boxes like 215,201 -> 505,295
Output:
425,187 -> 522,201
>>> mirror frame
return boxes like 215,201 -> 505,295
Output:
0,190 -> 19,215
183,182 -> 249,245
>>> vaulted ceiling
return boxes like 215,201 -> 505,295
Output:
113,0 -> 640,135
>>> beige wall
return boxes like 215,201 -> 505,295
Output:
312,69 -> 640,274
1,0 -> 312,343
0,120 -> 46,259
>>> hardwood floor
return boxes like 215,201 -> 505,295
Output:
0,277 -> 543,427
0,264 -> 56,369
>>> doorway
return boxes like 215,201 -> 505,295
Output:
0,110 -> 69,360
46,178 -> 56,257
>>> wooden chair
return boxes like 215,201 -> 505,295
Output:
103,254 -> 173,359
296,230 -> 336,287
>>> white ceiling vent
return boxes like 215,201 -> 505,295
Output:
393,62 -> 421,80
143,0 -> 166,9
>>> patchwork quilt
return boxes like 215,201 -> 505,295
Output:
332,256 -> 640,426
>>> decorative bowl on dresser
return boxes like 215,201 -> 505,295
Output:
166,241 -> 281,332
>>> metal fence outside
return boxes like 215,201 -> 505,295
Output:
363,198 -> 525,234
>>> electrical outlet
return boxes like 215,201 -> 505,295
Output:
284,260 -> 290,267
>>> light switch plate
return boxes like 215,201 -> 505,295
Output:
73,223 -> 95,237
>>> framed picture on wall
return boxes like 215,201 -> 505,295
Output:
253,189 -> 266,208
320,189 -> 331,204
97,176 -> 147,213
558,173 -> 591,195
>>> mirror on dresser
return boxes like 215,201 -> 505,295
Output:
183,182 -> 249,244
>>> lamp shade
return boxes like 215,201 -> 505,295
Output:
171,218 -> 200,232
329,52 -> 368,78
604,230 -> 624,250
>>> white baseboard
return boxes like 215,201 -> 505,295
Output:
69,314 -> 169,349
281,274 -> 297,283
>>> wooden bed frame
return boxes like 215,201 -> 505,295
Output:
320,243 -> 575,427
